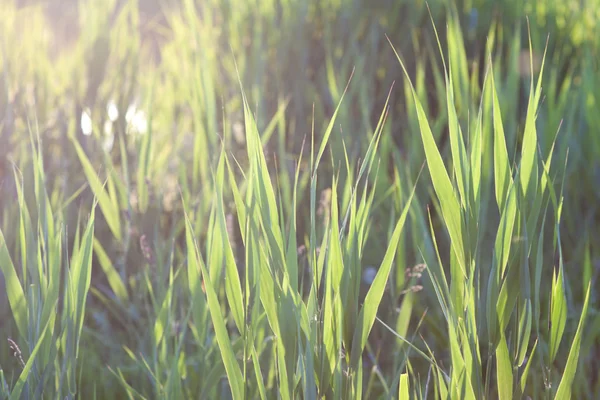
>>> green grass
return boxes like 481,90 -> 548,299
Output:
0,0 -> 598,398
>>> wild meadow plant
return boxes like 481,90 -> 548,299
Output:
0,0 -> 597,399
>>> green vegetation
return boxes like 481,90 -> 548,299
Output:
1,0 -> 598,398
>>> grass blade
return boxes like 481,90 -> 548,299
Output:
554,283 -> 592,399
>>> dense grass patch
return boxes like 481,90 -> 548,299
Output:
1,0 -> 598,398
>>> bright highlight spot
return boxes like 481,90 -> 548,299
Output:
81,108 -> 92,135
131,110 -> 148,134
107,101 -> 119,122
125,104 -> 148,134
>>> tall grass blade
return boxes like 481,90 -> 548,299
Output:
184,213 -> 244,399
349,177 -> 417,369
0,228 -> 27,339
495,333 -> 513,400
554,283 -> 592,399
71,138 -> 122,241
388,35 -> 466,276
8,313 -> 54,400
399,373 -> 410,400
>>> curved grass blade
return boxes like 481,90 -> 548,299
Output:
549,236 -> 567,363
399,373 -> 410,400
8,302 -> 55,400
70,137 -> 122,241
554,283 -> 592,399
387,35 -> 466,276
92,238 -> 129,303
349,176 -> 417,369
185,212 -> 244,400
0,228 -> 27,339
495,333 -> 513,400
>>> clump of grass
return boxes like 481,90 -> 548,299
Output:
0,0 -> 597,399
388,11 -> 592,399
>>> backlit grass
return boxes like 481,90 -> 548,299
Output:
0,0 -> 598,399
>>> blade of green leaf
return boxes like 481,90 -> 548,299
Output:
349,176 -> 417,369
495,333 -> 513,400
554,283 -> 592,399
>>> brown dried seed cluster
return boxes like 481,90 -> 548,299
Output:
7,338 -> 25,368
401,263 -> 427,294
297,245 -> 306,256
140,234 -> 155,265
402,285 -> 424,294
405,263 -> 427,278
